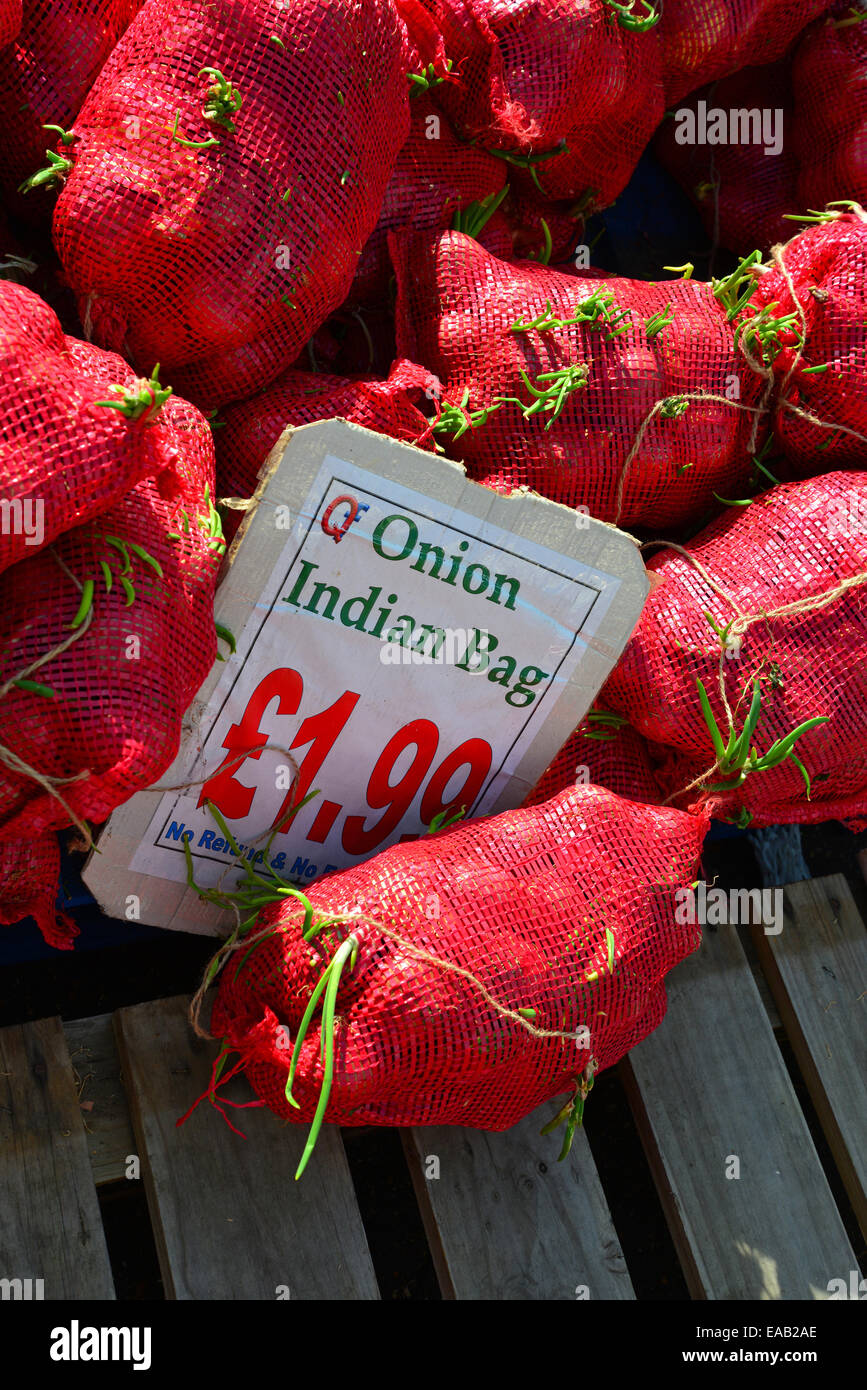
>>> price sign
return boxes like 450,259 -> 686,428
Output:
84,420 -> 648,934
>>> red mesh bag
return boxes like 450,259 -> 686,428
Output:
0,403 -> 220,868
215,364 -> 434,535
348,93 -> 506,307
524,709 -> 664,808
207,785 -> 708,1155
731,210 -> 867,476
0,281 -> 215,576
602,472 -> 867,829
501,26 -> 663,211
0,1 -> 143,226
653,63 -> 798,257
392,228 -> 768,530
792,8 -> 867,213
0,835 -> 77,949
0,0 -> 21,47
397,0 -> 664,210
51,0 -> 411,409
660,0 -> 827,105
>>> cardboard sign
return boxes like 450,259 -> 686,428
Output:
84,421 -> 648,934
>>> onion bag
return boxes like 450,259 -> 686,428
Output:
602,472 -> 867,828
209,784 -> 708,1154
0,403 -> 220,898
51,0 -> 411,407
392,228 -> 768,530
396,0 -> 664,210
0,1 -> 143,224
729,210 -> 867,476
0,280 -> 214,575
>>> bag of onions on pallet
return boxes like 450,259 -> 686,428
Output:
180,785 -> 708,1175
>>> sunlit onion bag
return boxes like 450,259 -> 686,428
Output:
602,473 -> 867,828
736,212 -> 867,477
0,835 -> 76,949
524,713 -> 664,809
392,229 -> 767,530
0,281 -> 209,575
0,409 -> 219,863
653,63 -> 797,257
347,93 -> 505,307
215,365 -> 433,534
210,785 -> 708,1131
0,0 -> 143,225
0,0 -> 21,47
660,0 -> 826,105
396,0 -> 663,209
51,0 -> 411,409
792,8 -> 867,214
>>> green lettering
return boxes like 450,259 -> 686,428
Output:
372,514 -> 417,561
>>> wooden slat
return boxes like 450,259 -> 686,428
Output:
403,1108 -> 634,1300
114,996 -> 379,1300
737,925 -> 782,1032
64,1013 -> 136,1186
623,925 -> 858,1300
0,1017 -> 115,1299
751,875 -> 867,1241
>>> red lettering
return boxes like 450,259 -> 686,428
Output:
199,668 -> 302,821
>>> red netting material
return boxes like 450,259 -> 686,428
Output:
792,11 -> 867,219
0,1 -> 143,225
52,0 -> 411,409
653,64 -> 798,258
392,228 -> 767,530
0,281 -> 211,575
348,94 -> 505,307
396,0 -> 663,210
524,712 -> 663,809
210,784 -> 708,1132
0,0 -> 21,47
0,835 -> 77,949
660,0 -> 827,105
215,364 -> 434,536
0,406 -> 220,852
740,213 -> 867,476
504,30 -> 663,210
602,472 -> 867,828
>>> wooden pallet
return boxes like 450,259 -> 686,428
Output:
1,875 -> 864,1301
